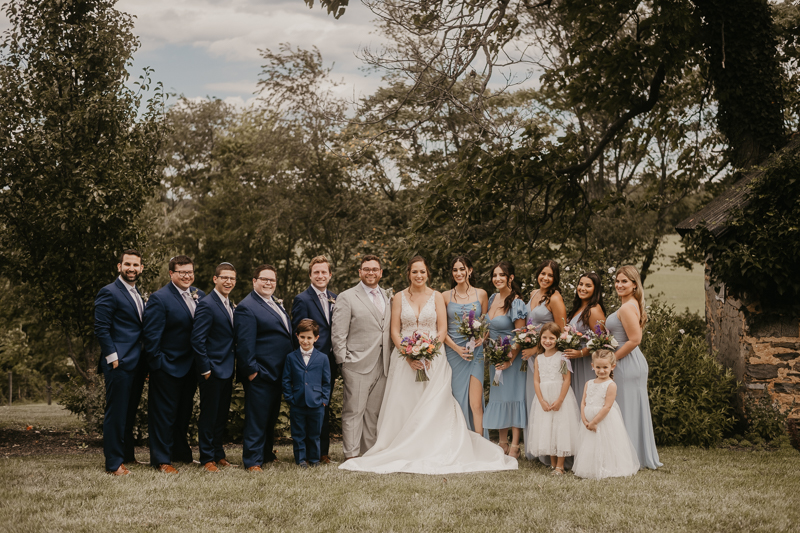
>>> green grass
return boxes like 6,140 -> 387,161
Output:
0,403 -> 82,431
1,404 -> 799,532
644,234 -> 705,316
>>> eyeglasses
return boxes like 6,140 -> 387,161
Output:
256,277 -> 277,284
360,268 -> 381,273
174,271 -> 194,278
217,276 -> 236,282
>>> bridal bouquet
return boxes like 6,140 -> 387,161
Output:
454,305 -> 489,360
512,319 -> 541,372
484,336 -> 513,386
399,331 -> 442,382
585,322 -> 619,354
555,324 -> 585,352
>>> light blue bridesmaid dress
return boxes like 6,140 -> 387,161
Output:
605,307 -> 662,469
483,294 -> 528,430
445,293 -> 489,438
568,313 -> 594,404
523,298 -> 553,461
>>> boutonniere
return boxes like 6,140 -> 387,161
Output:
190,288 -> 199,301
230,300 -> 237,309
141,292 -> 150,303
385,287 -> 394,301
274,298 -> 284,308
327,296 -> 336,305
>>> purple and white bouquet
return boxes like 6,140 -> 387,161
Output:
398,331 -> 442,382
454,305 -> 489,360
556,324 -> 585,352
484,336 -> 513,386
512,319 -> 541,372
585,322 -> 619,354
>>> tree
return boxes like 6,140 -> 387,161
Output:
0,0 -> 166,384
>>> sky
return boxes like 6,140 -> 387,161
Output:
0,0 -> 385,107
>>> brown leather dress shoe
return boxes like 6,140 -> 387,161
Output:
106,465 -> 131,476
158,464 -> 179,474
247,465 -> 262,472
217,458 -> 238,467
203,462 -> 219,473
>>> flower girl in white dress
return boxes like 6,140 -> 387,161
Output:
527,322 -> 581,475
572,349 -> 640,479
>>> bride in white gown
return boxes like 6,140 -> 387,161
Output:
340,256 -> 518,474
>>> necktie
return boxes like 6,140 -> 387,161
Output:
370,289 -> 383,313
132,288 -> 143,319
183,292 -> 196,318
268,298 -> 289,331
224,299 -> 233,324
319,292 -> 329,322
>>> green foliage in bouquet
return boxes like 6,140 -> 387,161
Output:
642,302 -> 739,447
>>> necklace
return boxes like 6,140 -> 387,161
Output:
454,285 -> 470,300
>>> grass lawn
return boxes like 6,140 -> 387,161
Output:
644,234 -> 705,316
2,404 -> 800,532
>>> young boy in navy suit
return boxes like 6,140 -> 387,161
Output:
282,319 -> 331,467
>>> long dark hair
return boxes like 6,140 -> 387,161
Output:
568,272 -> 606,327
492,260 -> 522,313
406,255 -> 431,284
449,255 -> 478,289
533,259 -> 561,305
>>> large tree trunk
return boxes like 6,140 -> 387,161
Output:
695,0 -> 786,168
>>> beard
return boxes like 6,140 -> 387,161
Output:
121,270 -> 141,283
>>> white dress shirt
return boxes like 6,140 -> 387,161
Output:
359,281 -> 385,314
301,349 -> 313,366
312,285 -> 330,322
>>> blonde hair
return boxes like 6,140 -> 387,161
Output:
537,322 -> 562,351
592,349 -> 616,379
308,255 -> 331,276
616,265 -> 647,327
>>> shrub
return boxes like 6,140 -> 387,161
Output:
642,302 -> 739,447
743,393 -> 789,443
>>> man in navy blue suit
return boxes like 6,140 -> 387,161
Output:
143,255 -> 205,473
94,249 -> 146,475
282,319 -> 331,467
235,264 -> 293,471
191,262 -> 238,472
291,255 -> 337,463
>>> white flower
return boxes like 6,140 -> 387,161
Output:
472,320 -> 482,328
565,266 -> 570,271
679,329 -> 685,335
608,267 -> 616,274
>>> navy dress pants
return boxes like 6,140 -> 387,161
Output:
197,375 -> 233,464
242,377 -> 281,468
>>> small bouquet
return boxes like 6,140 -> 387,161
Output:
512,319 -> 541,372
484,336 -> 513,386
454,305 -> 489,360
398,331 -> 442,382
556,324 -> 585,352
585,322 -> 619,354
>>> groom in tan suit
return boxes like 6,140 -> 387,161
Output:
331,254 -> 392,460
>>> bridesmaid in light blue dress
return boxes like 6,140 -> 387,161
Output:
520,260 -> 566,461
563,272 -> 607,401
483,261 -> 528,458
443,256 -> 490,438
606,265 -> 662,470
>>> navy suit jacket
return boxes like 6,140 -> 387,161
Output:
291,286 -> 336,354
281,348 -> 331,409
142,283 -> 206,378
191,290 -> 235,380
94,278 -> 144,373
234,291 -> 293,383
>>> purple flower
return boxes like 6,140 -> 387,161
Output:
469,308 -> 475,325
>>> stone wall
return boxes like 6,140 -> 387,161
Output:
705,273 -> 800,422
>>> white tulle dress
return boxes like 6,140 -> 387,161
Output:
339,291 -> 517,475
572,379 -> 640,480
527,352 -> 581,458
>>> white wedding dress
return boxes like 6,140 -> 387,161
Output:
340,292 -> 518,474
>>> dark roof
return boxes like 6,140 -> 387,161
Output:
675,136 -> 800,237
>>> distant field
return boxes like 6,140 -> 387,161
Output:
644,234 -> 705,316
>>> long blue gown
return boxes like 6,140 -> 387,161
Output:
483,295 -> 528,430
605,307 -> 662,470
523,299 -> 553,461
445,293 -> 488,438
568,314 -> 593,404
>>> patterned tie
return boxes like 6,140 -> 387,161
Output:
319,292 -> 329,322
182,292 -> 196,318
224,298 -> 233,325
370,289 -> 383,313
